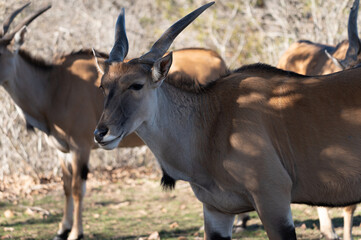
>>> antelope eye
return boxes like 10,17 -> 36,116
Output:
128,83 -> 144,91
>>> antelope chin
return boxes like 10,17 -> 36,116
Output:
97,133 -> 124,150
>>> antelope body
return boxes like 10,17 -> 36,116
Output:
95,3 -> 361,240
0,4 -> 228,240
277,40 -> 348,75
277,1 -> 361,239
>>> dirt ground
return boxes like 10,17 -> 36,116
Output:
2,167 -> 361,240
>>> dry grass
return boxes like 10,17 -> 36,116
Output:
2,168 -> 361,239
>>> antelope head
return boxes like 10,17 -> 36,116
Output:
0,2 -> 51,84
94,2 -> 214,149
326,0 -> 361,70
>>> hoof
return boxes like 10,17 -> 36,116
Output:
241,215 -> 250,228
68,234 -> 84,240
233,214 -> 251,233
320,233 -> 340,240
53,229 -> 71,240
233,226 -> 246,233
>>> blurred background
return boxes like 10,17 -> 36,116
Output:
0,0 -> 356,193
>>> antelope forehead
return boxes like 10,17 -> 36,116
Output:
103,72 -> 143,86
106,63 -> 126,79
121,73 -> 148,84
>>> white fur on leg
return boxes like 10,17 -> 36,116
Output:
233,213 -> 250,233
57,196 -> 73,235
58,152 -> 74,237
67,180 -> 86,240
343,205 -> 356,240
317,207 -> 339,240
203,204 -> 234,239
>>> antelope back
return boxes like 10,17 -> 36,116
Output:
0,3 -> 51,83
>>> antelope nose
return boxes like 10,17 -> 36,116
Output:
94,126 -> 109,143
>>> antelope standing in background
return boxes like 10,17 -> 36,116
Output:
0,4 -> 229,240
278,1 -> 361,239
278,0 -> 361,74
95,2 -> 361,239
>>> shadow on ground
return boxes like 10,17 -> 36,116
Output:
0,213 -> 61,227
85,226 -> 201,240
294,215 -> 361,229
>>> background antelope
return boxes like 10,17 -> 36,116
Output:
278,0 -> 361,75
95,2 -> 361,239
277,1 -> 361,239
0,4 -> 229,240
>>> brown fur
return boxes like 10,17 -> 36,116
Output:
127,48 -> 229,93
95,2 -> 361,239
0,46 -> 228,239
18,49 -> 53,69
277,40 -> 349,75
277,31 -> 357,240
97,58 -> 361,240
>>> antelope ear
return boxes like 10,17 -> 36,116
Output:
92,48 -> 106,75
152,52 -> 173,87
13,26 -> 27,51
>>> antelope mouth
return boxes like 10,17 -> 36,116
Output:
97,132 -> 125,150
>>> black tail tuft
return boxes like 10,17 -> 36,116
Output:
160,169 -> 176,191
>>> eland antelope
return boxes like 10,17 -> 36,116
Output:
278,1 -> 361,239
278,0 -> 361,75
95,2 -> 361,240
0,4 -> 228,240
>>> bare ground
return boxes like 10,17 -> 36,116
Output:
2,167 -> 361,239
